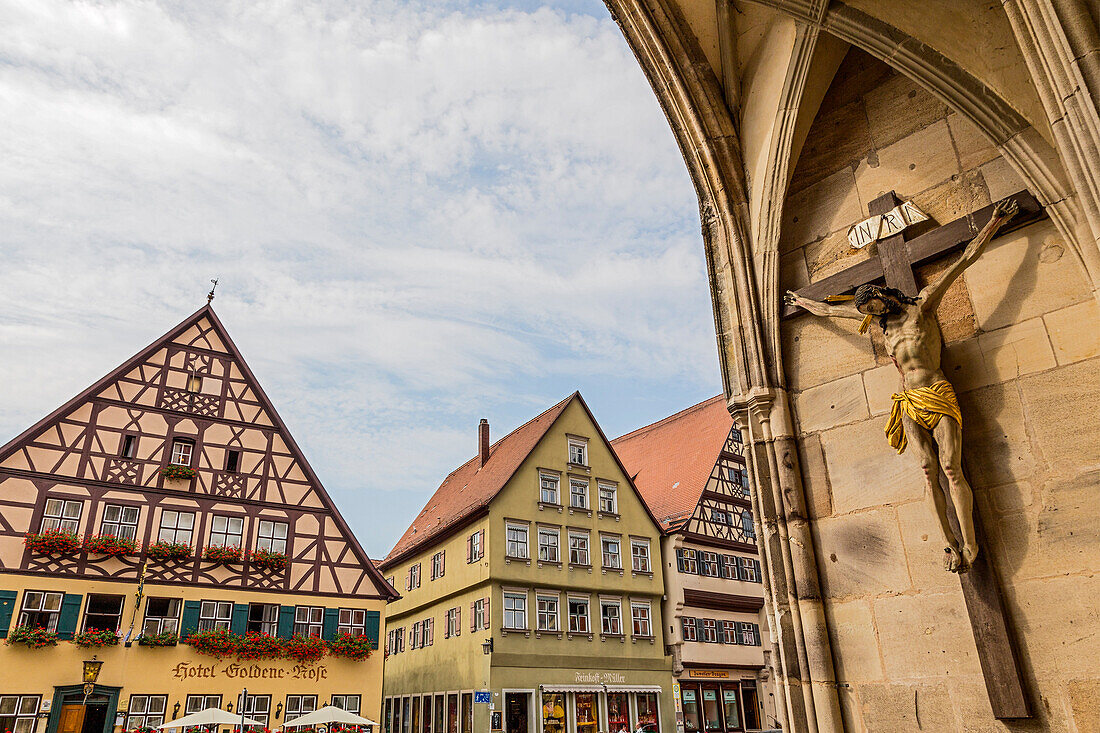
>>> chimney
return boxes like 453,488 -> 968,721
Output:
479,419 -> 490,467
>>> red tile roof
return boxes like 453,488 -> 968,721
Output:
611,395 -> 732,530
381,393 -> 576,567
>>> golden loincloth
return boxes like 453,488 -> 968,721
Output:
885,380 -> 962,454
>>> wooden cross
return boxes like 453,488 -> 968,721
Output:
787,189 -> 1043,719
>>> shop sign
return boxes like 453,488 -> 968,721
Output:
574,672 -> 625,684
686,670 -> 729,679
172,661 -> 328,681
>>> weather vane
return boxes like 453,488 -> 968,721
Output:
207,278 -> 219,304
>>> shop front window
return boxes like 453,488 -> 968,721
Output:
721,687 -> 740,731
636,693 -> 659,733
402,699 -> 411,733
447,694 -> 458,733
411,698 -> 420,733
462,693 -> 472,733
541,692 -> 565,733
421,696 -> 432,733
700,688 -> 721,731
434,695 -> 444,733
606,693 -> 629,733
680,689 -> 700,733
574,693 -> 598,733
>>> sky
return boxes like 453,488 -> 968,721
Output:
0,0 -> 719,557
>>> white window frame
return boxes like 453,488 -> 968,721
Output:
158,510 -> 194,545
567,438 -> 588,466
431,551 -> 445,580
100,504 -> 139,541
256,520 -> 288,554
505,523 -> 529,560
468,530 -> 483,563
567,597 -> 590,634
537,527 -> 559,563
701,618 -> 719,643
285,696 -> 317,722
503,591 -> 527,630
338,608 -> 367,637
569,478 -> 589,509
722,620 -> 738,644
407,563 -> 421,590
293,605 -> 323,638
601,535 -> 622,570
681,617 -> 697,642
630,602 -> 652,638
569,531 -> 590,566
598,482 -> 617,513
18,591 -> 63,632
630,539 -> 651,573
539,473 -> 560,504
170,439 -> 194,467
240,695 -> 271,727
142,597 -> 181,636
536,594 -> 559,632
473,598 -> 487,629
127,695 -> 167,729
331,696 -> 361,715
600,599 -> 622,635
40,498 -> 82,533
209,515 -> 243,549
198,600 -> 232,631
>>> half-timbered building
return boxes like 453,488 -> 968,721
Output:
0,304 -> 397,733
612,397 -> 775,733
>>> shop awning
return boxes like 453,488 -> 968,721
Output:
604,686 -> 663,693
539,685 -> 604,693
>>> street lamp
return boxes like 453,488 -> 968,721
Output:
481,638 -> 493,655
82,656 -> 103,700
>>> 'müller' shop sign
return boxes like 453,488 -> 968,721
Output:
173,661 -> 329,681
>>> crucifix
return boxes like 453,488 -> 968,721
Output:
784,189 -> 1042,719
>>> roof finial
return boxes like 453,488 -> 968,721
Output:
207,278 -> 218,304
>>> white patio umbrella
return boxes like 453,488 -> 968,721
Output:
157,708 -> 264,730
280,705 -> 378,730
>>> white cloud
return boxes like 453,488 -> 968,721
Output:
0,0 -> 718,555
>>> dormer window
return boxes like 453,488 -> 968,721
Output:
170,439 -> 193,467
567,439 -> 587,466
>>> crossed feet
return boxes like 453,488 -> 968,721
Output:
943,544 -> 980,573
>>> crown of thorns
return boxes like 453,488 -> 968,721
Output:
853,284 -> 916,308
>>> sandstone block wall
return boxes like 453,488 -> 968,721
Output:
778,49 -> 1100,732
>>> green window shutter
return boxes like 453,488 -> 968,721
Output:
322,608 -> 340,641
57,594 -> 83,639
231,604 -> 250,635
277,605 -> 296,638
0,591 -> 17,638
180,601 -> 201,639
365,610 -> 380,649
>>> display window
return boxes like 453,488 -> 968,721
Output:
447,694 -> 459,733
462,693 -> 473,733
680,689 -> 700,733
574,693 -> 598,733
606,693 -> 630,733
700,688 -> 721,731
541,692 -> 565,733
720,688 -> 740,730
635,693 -> 658,733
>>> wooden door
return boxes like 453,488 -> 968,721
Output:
58,705 -> 85,733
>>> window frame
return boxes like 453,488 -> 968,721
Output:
677,547 -> 698,574
601,535 -> 622,570
535,594 -> 559,633
198,600 -> 232,632
502,591 -> 527,631
721,620 -> 739,645
467,530 -> 483,563
17,591 -> 63,632
407,563 -> 421,591
127,695 -> 167,730
505,523 -> 529,560
331,696 -> 361,715
82,593 -> 124,633
431,551 -> 446,580
337,608 -> 367,637
539,473 -> 560,505
40,498 -> 82,534
240,695 -> 271,727
700,551 -> 720,577
285,695 -> 318,723
141,597 -> 181,636
681,616 -> 697,642
293,605 -> 324,638
247,603 -> 279,636
256,520 -> 288,554
597,482 -> 617,514
0,696 -> 41,733
569,478 -> 589,510
567,438 -> 588,466
567,597 -> 590,634
120,434 -> 138,460
630,539 -> 651,573
157,509 -> 194,545
99,504 -> 140,542
599,599 -> 622,636
208,514 -> 244,549
568,531 -> 590,566
537,526 -> 560,563
630,602 -> 652,638
169,438 -> 194,467
701,618 -> 719,643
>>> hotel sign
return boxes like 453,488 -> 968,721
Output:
172,662 -> 329,681
686,670 -> 729,679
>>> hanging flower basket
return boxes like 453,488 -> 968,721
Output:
146,541 -> 191,562
237,632 -> 283,661
24,529 -> 81,555
160,465 -> 196,481
84,534 -> 137,557
283,634 -> 326,665
136,631 -> 178,647
250,549 -> 288,572
72,628 -> 121,648
326,632 -> 373,661
6,626 -> 59,649
204,545 -> 243,564
184,628 -> 241,659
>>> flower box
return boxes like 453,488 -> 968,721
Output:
160,465 -> 196,481
24,529 -> 81,555
6,626 -> 59,648
326,632 -> 372,661
203,545 -> 243,564
237,632 -> 283,661
84,534 -> 137,557
136,632 -> 179,647
184,628 -> 240,659
72,628 -> 121,648
283,634 -> 326,665
146,541 -> 191,562
250,549 -> 288,572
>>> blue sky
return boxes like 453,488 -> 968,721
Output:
0,0 -> 719,557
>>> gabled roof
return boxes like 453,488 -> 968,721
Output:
611,395 -> 733,531
0,303 -> 398,600
380,393 -> 575,568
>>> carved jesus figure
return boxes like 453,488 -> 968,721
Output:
785,198 -> 1018,572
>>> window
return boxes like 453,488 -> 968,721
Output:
83,594 -> 123,632
241,695 -> 271,727
285,696 -> 317,723
185,696 -> 221,719
503,592 -> 526,630
100,505 -> 139,541
142,597 -> 181,635
394,627 -> 405,652
740,557 -> 762,583
247,603 -> 279,635
537,527 -> 559,562
338,608 -> 367,636
445,607 -> 461,638
127,696 -> 166,729
630,540 -> 651,573
407,563 -> 421,590
158,510 -> 194,544
255,520 -> 288,554
0,696 -> 40,733
17,591 -> 62,631
701,618 -> 718,643
198,600 -> 232,631
601,536 -> 622,569
631,603 -> 652,637
332,696 -> 361,715
568,532 -> 590,565
431,551 -> 445,580
676,548 -> 698,574
170,439 -> 194,466
739,622 -> 761,646
505,524 -> 529,559
600,600 -> 622,635
681,617 -> 697,642
569,478 -> 589,509
120,435 -> 138,459
710,508 -> 731,526
700,551 -> 720,577
466,531 -> 483,563
40,498 -> 81,533
187,374 -> 203,393
567,439 -> 587,466
536,595 -> 559,632
294,606 -> 323,637
422,618 -> 434,646
721,620 -> 738,645
598,483 -> 617,513
567,598 -> 589,634
741,510 -> 756,539
721,555 -> 738,579
410,621 -> 422,649
539,473 -> 559,504
209,515 -> 243,549
472,598 -> 487,630
225,449 -> 240,473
